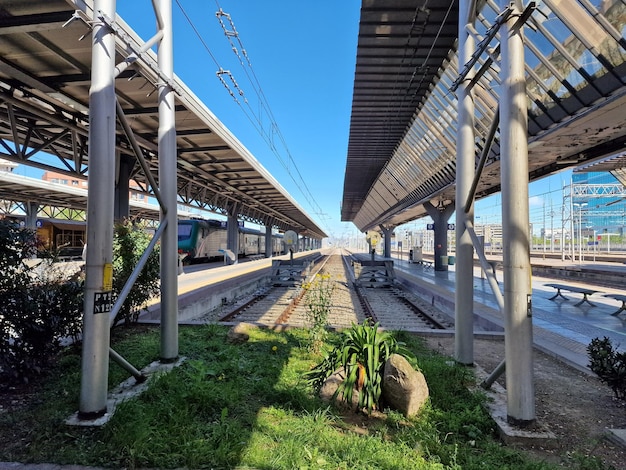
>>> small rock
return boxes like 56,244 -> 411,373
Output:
226,322 -> 255,344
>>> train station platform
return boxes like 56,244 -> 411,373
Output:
380,253 -> 626,374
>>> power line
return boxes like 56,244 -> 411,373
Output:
213,3 -> 328,227
175,0 -> 331,234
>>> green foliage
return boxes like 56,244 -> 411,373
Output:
0,219 -> 83,384
0,325 -> 577,469
302,272 -> 335,352
305,320 -> 417,414
587,336 -> 626,400
111,218 -> 161,326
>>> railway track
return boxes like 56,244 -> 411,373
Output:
207,250 -> 450,332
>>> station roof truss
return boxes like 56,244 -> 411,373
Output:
0,0 -> 327,239
342,0 -> 626,232
0,171 -> 166,221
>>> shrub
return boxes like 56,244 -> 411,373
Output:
0,219 -> 83,384
587,336 -> 626,400
305,320 -> 417,414
111,218 -> 160,326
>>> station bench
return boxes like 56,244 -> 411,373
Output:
604,293 -> 626,316
545,283 -> 600,307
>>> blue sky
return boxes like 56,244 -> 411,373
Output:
117,0 -> 361,238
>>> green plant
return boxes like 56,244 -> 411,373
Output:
587,336 -> 626,400
1,325 -> 594,469
0,219 -> 83,384
302,272 -> 335,352
305,320 -> 417,414
111,218 -> 161,326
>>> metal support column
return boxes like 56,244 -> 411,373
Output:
380,225 -> 392,259
24,201 -> 38,229
79,0 -> 116,419
264,225 -> 272,258
500,0 -> 535,425
158,0 -> 178,362
114,153 -> 132,222
424,201 -> 455,271
455,1 -> 476,366
227,210 -> 239,264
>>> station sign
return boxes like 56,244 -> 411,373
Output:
219,220 -> 244,228
426,223 -> 455,230
366,230 -> 380,246
284,230 -> 298,246
93,291 -> 113,314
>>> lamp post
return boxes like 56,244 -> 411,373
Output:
593,230 -> 597,261
573,203 -> 587,263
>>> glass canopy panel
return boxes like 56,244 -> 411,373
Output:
526,74 -> 549,118
538,1 -> 610,81
587,0 -> 625,34
374,174 -> 402,205
549,0 -> 625,72
585,0 -> 626,66
385,164 -> 410,199
390,157 -> 412,189
525,41 -> 574,106
400,134 -> 432,175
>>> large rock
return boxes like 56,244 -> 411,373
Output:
382,354 -> 429,417
319,367 -> 361,410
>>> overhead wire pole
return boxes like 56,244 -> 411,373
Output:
157,0 -> 179,362
500,0 -> 535,425
455,0 -> 477,366
79,0 -> 116,419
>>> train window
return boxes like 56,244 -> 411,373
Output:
178,224 -> 193,241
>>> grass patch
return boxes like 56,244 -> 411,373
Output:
0,324 -> 588,469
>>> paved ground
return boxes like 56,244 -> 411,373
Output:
391,253 -> 626,372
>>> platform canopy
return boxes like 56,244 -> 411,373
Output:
0,0 -> 327,239
342,0 -> 626,232
0,172 -> 168,221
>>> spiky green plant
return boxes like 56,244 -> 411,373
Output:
305,320 -> 417,414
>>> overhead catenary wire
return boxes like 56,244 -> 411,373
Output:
174,0 -> 332,235
213,2 -> 329,228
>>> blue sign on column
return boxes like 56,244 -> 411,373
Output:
447,223 -> 455,230
427,223 -> 434,230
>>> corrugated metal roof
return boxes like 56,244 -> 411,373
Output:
341,0 -> 459,222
